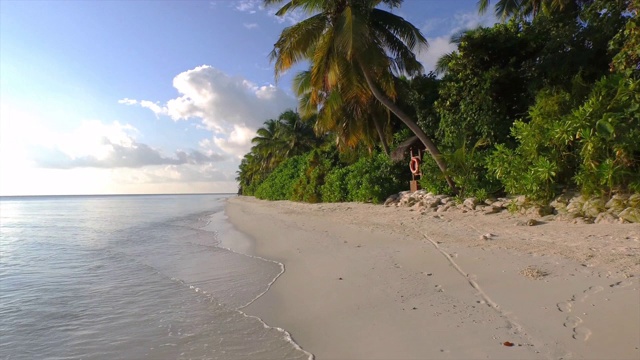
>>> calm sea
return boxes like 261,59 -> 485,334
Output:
0,194 -> 310,360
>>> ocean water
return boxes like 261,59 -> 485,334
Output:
0,194 -> 310,360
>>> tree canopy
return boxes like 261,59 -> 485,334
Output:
265,0 -> 457,192
237,0 -> 639,204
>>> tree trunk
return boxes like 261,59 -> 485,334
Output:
373,117 -> 390,155
360,66 -> 458,194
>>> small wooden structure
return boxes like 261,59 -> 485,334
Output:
390,136 -> 426,192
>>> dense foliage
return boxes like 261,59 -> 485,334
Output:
265,0 -> 457,191
237,0 -> 638,204
250,146 -> 407,204
237,110 -> 321,195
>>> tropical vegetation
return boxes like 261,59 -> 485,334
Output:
237,0 -> 639,205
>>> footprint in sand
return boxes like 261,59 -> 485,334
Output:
577,285 -> 604,302
572,327 -> 592,341
564,316 -> 582,328
558,285 -> 604,312
584,285 -> 604,295
557,301 -> 572,313
558,285 -> 602,342
563,316 -> 591,341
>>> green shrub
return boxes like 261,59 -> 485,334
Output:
571,75 -> 640,195
320,167 -> 350,202
255,148 -> 406,204
242,176 -> 262,196
291,149 -> 336,203
443,139 -> 499,201
418,143 -> 498,200
487,75 -> 640,200
254,155 -> 306,200
344,153 -> 406,203
486,89 -> 577,201
323,151 -> 408,203
418,155 -> 452,195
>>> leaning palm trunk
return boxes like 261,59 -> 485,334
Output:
263,0 -> 458,193
361,67 -> 458,193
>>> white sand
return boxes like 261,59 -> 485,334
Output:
226,196 -> 640,359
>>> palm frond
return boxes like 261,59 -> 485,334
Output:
297,92 -> 317,119
478,0 -> 491,14
263,0 -> 287,5
266,0 -> 330,15
495,0 -> 522,20
450,29 -> 468,44
435,51 -> 456,75
270,14 -> 328,77
310,26 -> 336,90
370,8 -> 427,52
293,70 -> 313,97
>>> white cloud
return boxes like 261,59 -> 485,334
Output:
121,65 -> 296,131
233,0 -> 305,24
211,124 -> 256,159
138,100 -> 167,116
31,120 -> 225,169
118,98 -> 137,105
119,65 -> 296,153
118,98 -> 167,117
124,163 -> 229,183
234,0 -> 259,13
419,17 -> 449,36
417,11 -> 497,73
417,36 -> 458,73
0,102 -> 237,195
0,103 -> 42,181
451,11 -> 497,33
243,23 -> 258,29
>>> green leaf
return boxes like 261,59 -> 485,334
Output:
595,119 -> 614,137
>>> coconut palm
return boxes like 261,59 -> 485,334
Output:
238,109 -> 320,194
275,109 -> 319,156
251,118 -> 285,171
264,0 -> 457,192
478,0 -> 591,20
318,96 -> 392,154
478,0 -> 541,19
294,69 -> 391,154
236,152 -> 265,193
251,110 -> 319,171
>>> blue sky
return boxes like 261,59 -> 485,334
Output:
0,0 -> 495,195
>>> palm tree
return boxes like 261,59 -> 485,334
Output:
239,110 -> 320,194
294,69 -> 391,154
478,0 -> 591,20
276,109 -> 319,156
236,152 -> 265,194
251,118 -> 285,171
251,110 -> 319,171
264,0 -> 457,193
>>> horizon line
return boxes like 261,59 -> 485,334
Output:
0,192 -> 236,198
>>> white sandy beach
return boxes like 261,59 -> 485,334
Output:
226,196 -> 640,360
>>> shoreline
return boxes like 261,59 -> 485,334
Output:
225,196 -> 639,359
